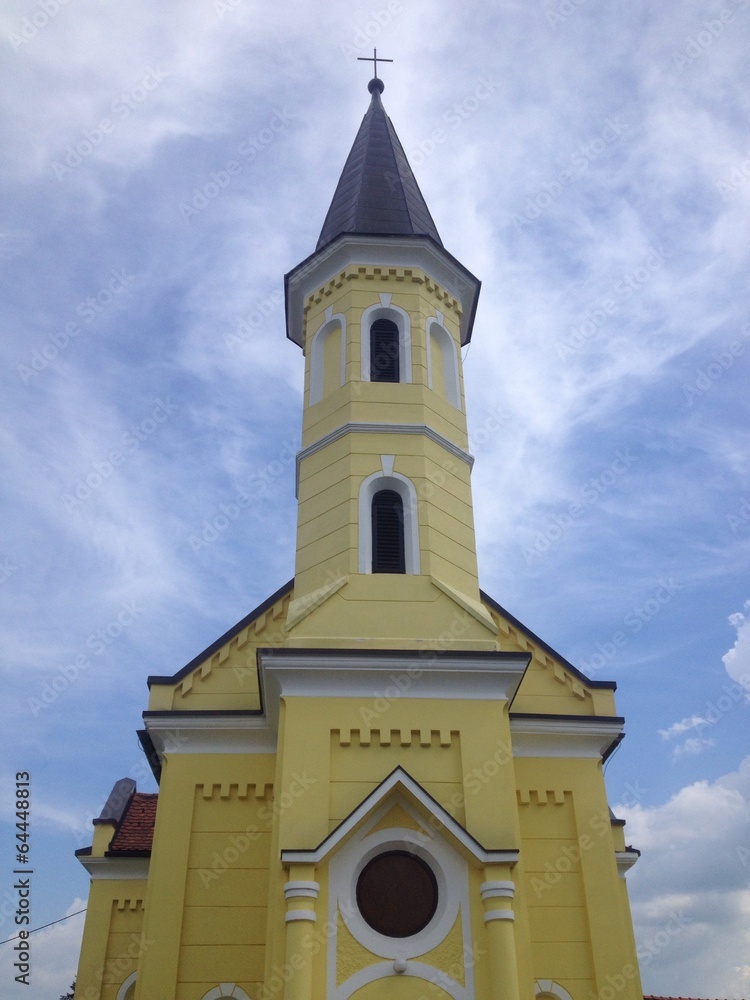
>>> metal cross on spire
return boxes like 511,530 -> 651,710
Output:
357,47 -> 393,81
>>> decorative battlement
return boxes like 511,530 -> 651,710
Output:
334,728 -> 457,748
197,782 -> 273,800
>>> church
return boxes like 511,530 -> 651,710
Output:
72,67 -> 643,1000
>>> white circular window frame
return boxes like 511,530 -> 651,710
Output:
334,826 -> 462,960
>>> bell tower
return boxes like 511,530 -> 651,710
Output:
71,66 -> 644,1000
284,76 -> 496,646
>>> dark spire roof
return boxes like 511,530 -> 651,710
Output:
316,79 -> 443,251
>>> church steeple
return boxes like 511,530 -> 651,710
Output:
316,78 -> 443,250
284,77 -> 492,644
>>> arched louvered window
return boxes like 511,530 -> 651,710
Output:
371,489 -> 405,573
370,319 -> 400,382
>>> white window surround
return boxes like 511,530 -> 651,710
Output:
339,828 -> 456,958
360,302 -> 412,383
309,314 -> 346,405
535,981 -> 574,1000
116,973 -> 137,1000
327,794 -> 475,1000
426,317 -> 461,410
201,985 -> 252,1000
358,471 -> 420,574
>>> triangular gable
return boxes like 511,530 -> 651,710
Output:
281,766 -> 518,866
143,579 -> 617,718
146,580 -> 293,710
480,590 -> 619,718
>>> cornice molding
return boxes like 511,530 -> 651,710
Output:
296,421 -> 473,498
509,715 -> 624,758
285,235 -> 480,347
142,710 -> 276,755
615,849 -> 640,877
142,650 -> 530,759
77,855 -> 149,880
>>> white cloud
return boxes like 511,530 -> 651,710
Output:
669,735 -> 715,759
656,603 -> 750,759
724,601 -> 750,692
618,757 -> 750,997
658,714 -> 711,740
0,898 -> 85,1000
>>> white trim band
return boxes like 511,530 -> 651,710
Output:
510,716 -> 624,759
480,880 -> 515,900
284,880 -> 320,899
76,855 -> 149,880
285,909 -> 317,923
484,909 -> 515,923
296,421 -> 473,496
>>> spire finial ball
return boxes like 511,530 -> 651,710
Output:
368,77 -> 385,95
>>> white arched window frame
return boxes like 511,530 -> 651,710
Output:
360,303 -> 412,384
535,981 -> 574,1000
309,315 -> 346,405
116,973 -> 137,1000
358,471 -> 420,575
426,318 -> 461,410
201,986 -> 252,1000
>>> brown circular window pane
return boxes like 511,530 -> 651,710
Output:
356,851 -> 438,937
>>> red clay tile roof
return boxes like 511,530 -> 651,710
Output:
108,792 -> 157,853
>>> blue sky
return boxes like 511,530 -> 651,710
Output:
1,0 -> 749,997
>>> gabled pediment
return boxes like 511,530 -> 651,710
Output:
480,590 -> 619,717
281,766 -> 518,866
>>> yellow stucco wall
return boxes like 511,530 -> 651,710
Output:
76,244 -> 642,1000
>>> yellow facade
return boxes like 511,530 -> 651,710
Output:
73,80 -> 643,1000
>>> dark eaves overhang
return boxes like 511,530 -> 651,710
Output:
480,590 -> 617,692
146,578 -> 293,688
284,232 -> 481,348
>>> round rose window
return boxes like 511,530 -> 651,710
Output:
356,850 -> 438,938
